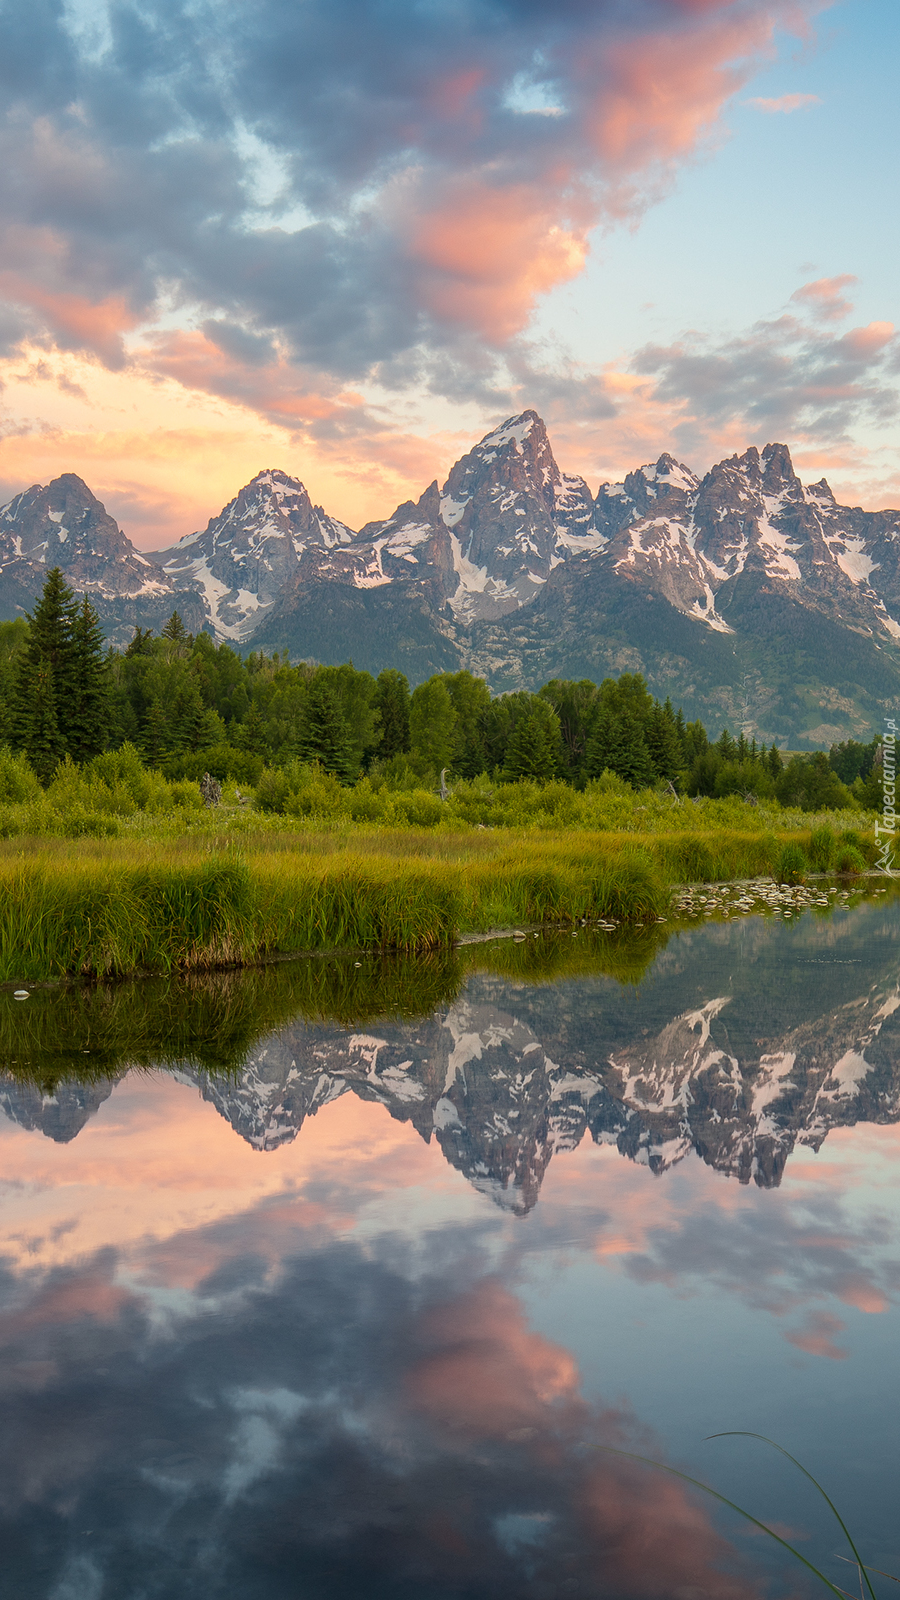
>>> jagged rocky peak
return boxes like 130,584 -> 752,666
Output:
156,466 -> 357,643
169,467 -> 354,560
0,472 -> 206,644
593,451 -> 698,539
432,410 -> 598,623
1,472 -> 143,574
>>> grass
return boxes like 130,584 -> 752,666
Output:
599,1433 -> 896,1600
0,811 -> 886,982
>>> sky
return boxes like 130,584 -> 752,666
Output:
0,0 -> 898,549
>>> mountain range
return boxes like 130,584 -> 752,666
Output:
4,412 -> 900,742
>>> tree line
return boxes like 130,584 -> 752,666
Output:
0,568 -> 882,808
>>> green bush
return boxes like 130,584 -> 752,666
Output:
808,825 -> 837,870
61,809 -> 121,839
254,768 -> 292,813
0,745 -> 40,804
835,845 -> 866,875
777,843 -> 808,885
387,789 -> 444,828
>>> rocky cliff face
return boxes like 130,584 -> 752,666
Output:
0,1074 -> 122,1143
179,950 -> 900,1211
0,474 -> 206,644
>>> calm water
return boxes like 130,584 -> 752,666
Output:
1,895 -> 899,1599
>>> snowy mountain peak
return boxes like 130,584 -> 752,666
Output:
0,473 -> 203,644
156,468 -> 355,642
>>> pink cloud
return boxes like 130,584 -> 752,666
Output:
406,179 -> 589,341
785,1311 -> 848,1359
791,275 -> 859,323
0,273 -> 138,368
745,92 -> 821,113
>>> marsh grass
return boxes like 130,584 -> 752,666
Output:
0,815 -> 883,982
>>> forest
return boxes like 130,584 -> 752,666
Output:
0,568 -> 884,814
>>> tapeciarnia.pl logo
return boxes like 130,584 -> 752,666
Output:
875,718 -> 896,871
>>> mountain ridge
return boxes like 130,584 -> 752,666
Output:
4,412 -> 900,740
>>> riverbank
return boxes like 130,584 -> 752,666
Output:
0,820 -> 884,982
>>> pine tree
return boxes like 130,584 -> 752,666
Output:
21,657 -> 65,783
409,678 -> 457,771
69,597 -> 111,762
126,627 -> 155,657
162,611 -> 188,643
235,701 -> 267,756
502,708 -> 560,781
373,669 -> 411,759
646,701 -> 682,782
141,697 -> 169,766
585,705 -> 655,789
300,679 -> 356,781
9,568 -> 78,778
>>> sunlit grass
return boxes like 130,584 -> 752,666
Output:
0,815 -> 884,982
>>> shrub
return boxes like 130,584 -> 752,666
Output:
62,810 -> 121,839
387,789 -> 444,829
777,843 -> 808,885
0,745 -> 40,804
835,845 -> 866,875
168,781 -> 204,811
808,825 -> 837,871
254,768 -> 292,813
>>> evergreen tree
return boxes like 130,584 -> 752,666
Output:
69,597 -> 111,762
141,697 -> 169,767
22,657 -> 64,783
538,678 -> 601,783
300,679 -> 356,781
444,670 -> 491,777
373,669 -> 411,760
646,700 -> 683,782
126,627 -> 155,657
586,706 -> 655,788
9,567 -> 78,778
502,705 -> 561,781
162,611 -> 188,644
767,743 -> 783,779
235,701 -> 267,756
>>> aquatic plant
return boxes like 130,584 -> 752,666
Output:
600,1433 -> 894,1600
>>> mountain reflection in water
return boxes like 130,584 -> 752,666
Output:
1,897 -> 899,1598
3,894 -> 900,1209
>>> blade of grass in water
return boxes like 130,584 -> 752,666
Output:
708,1433 -> 878,1600
595,1445 -> 863,1599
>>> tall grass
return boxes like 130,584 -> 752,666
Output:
0,816 -> 884,982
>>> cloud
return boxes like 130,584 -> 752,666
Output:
791,275 -> 859,324
785,1310 -> 848,1359
744,92 -> 821,112
0,0 -> 823,384
630,301 -> 900,458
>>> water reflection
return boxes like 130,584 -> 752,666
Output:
1,897 -> 899,1596
0,1218 -> 759,1600
3,894 -> 899,1205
